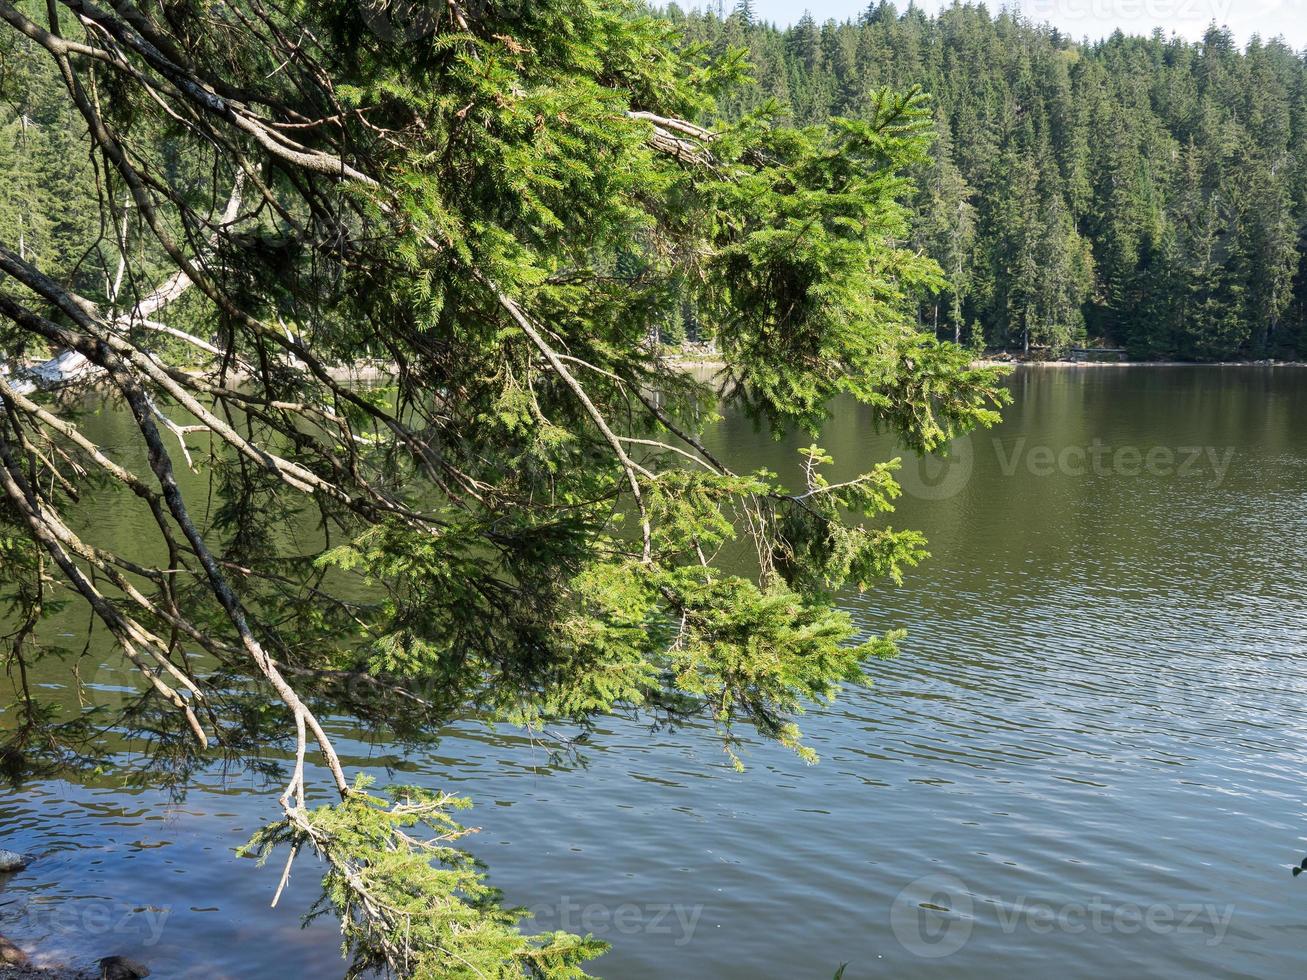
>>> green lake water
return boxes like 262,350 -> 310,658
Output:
3,366 -> 1307,978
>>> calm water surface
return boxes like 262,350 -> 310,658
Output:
3,366 -> 1307,978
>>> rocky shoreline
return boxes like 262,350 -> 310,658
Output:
0,937 -> 145,980
1,933 -> 92,978
7,346 -> 1305,402
0,963 -> 97,980
3,852 -> 147,979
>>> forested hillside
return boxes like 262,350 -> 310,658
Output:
0,32 -> 101,323
669,2 -> 1307,360
6,2 -> 1307,360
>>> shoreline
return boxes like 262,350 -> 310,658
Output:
8,353 -> 1305,399
972,358 -> 1307,368
667,354 -> 1307,372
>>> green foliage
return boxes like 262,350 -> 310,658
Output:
0,28 -> 102,302
243,776 -> 606,978
778,445 -> 928,595
666,5 -> 1307,360
0,1 -> 1010,976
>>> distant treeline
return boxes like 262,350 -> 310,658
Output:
7,3 -> 1307,361
0,31 -> 102,311
666,2 -> 1307,360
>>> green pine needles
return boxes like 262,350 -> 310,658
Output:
0,1 -> 1007,975
242,775 -> 607,979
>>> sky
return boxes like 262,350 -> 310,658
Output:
707,0 -> 1307,48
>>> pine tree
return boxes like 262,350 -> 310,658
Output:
912,113 -> 975,342
680,6 -> 1307,359
0,4 -> 1010,976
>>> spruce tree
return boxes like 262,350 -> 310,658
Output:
0,2 -> 1007,975
681,4 -> 1307,359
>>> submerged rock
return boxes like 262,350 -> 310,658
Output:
96,958 -> 149,980
0,850 -> 31,873
0,935 -> 29,967
0,933 -> 98,978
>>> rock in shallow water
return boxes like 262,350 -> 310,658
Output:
1,934 -> 30,966
97,958 -> 149,980
0,849 -> 31,873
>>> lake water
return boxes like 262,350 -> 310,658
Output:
3,366 -> 1307,978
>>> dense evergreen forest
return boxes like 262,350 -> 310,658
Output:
0,36 -> 102,318
5,2 -> 1307,360
668,2 -> 1307,360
